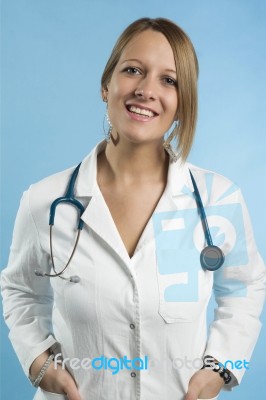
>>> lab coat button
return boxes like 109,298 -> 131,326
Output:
131,372 -> 136,377
130,323 -> 135,329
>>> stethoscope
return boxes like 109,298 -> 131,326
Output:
35,164 -> 224,283
35,163 -> 83,283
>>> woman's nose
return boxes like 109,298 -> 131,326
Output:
134,77 -> 156,100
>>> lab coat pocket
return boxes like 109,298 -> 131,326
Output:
33,388 -> 67,399
156,248 -> 203,323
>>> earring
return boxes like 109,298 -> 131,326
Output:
163,121 -> 178,162
103,106 -> 112,143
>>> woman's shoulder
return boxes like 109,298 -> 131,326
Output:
27,142 -> 101,202
22,166 -> 78,219
187,162 -> 239,188
29,165 -> 76,198
29,141 -> 103,194
184,161 -> 242,203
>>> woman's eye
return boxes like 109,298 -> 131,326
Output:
123,67 -> 141,75
164,77 -> 177,86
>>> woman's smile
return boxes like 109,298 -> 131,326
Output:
125,103 -> 158,121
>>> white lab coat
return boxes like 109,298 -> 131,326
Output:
1,141 -> 265,400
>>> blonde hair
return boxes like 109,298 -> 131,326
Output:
101,18 -> 199,160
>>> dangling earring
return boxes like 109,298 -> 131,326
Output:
163,121 -> 178,162
103,105 -> 112,143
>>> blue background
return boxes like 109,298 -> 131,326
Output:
1,0 -> 265,398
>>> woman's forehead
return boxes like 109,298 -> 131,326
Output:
118,30 -> 176,69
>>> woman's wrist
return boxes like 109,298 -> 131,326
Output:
30,354 -> 54,387
202,355 -> 232,384
29,350 -> 51,380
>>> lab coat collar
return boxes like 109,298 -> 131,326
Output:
75,141 -> 195,263
75,141 -> 194,198
75,141 -> 106,197
166,158 -> 195,197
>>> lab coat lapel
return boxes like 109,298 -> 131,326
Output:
133,159 -> 195,252
81,189 -> 130,262
74,141 -> 130,262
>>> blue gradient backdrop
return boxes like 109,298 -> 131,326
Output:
1,0 -> 265,399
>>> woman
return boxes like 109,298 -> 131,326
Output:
1,18 -> 265,400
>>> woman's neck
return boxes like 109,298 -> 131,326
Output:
98,138 -> 169,186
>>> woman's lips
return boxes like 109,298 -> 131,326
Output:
125,104 -> 158,122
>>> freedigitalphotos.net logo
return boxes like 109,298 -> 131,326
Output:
53,354 -> 249,374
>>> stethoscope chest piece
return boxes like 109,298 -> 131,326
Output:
200,245 -> 225,271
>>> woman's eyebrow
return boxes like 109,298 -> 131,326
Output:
165,69 -> 177,75
120,58 -> 143,65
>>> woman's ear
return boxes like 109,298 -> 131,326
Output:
102,87 -> 108,102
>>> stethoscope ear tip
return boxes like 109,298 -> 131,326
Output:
69,275 -> 80,283
35,270 -> 46,277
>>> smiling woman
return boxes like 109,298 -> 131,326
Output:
101,18 -> 198,160
1,17 -> 265,400
103,30 -> 178,147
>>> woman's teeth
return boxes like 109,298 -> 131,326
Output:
129,105 -> 155,117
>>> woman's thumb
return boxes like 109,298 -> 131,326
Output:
64,380 -> 82,400
184,387 -> 200,400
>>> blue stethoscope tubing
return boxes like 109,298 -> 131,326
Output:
35,164 -> 224,282
49,163 -> 84,229
35,163 -> 84,283
189,171 -> 224,271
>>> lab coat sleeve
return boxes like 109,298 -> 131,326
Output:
1,189 -> 57,376
204,189 -> 266,389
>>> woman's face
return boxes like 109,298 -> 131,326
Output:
105,29 -> 178,146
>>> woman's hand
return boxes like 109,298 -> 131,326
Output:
184,368 -> 224,400
30,351 -> 81,400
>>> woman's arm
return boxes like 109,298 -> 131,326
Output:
204,189 -> 265,386
1,190 -> 57,375
1,189 -> 82,399
186,188 -> 265,398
